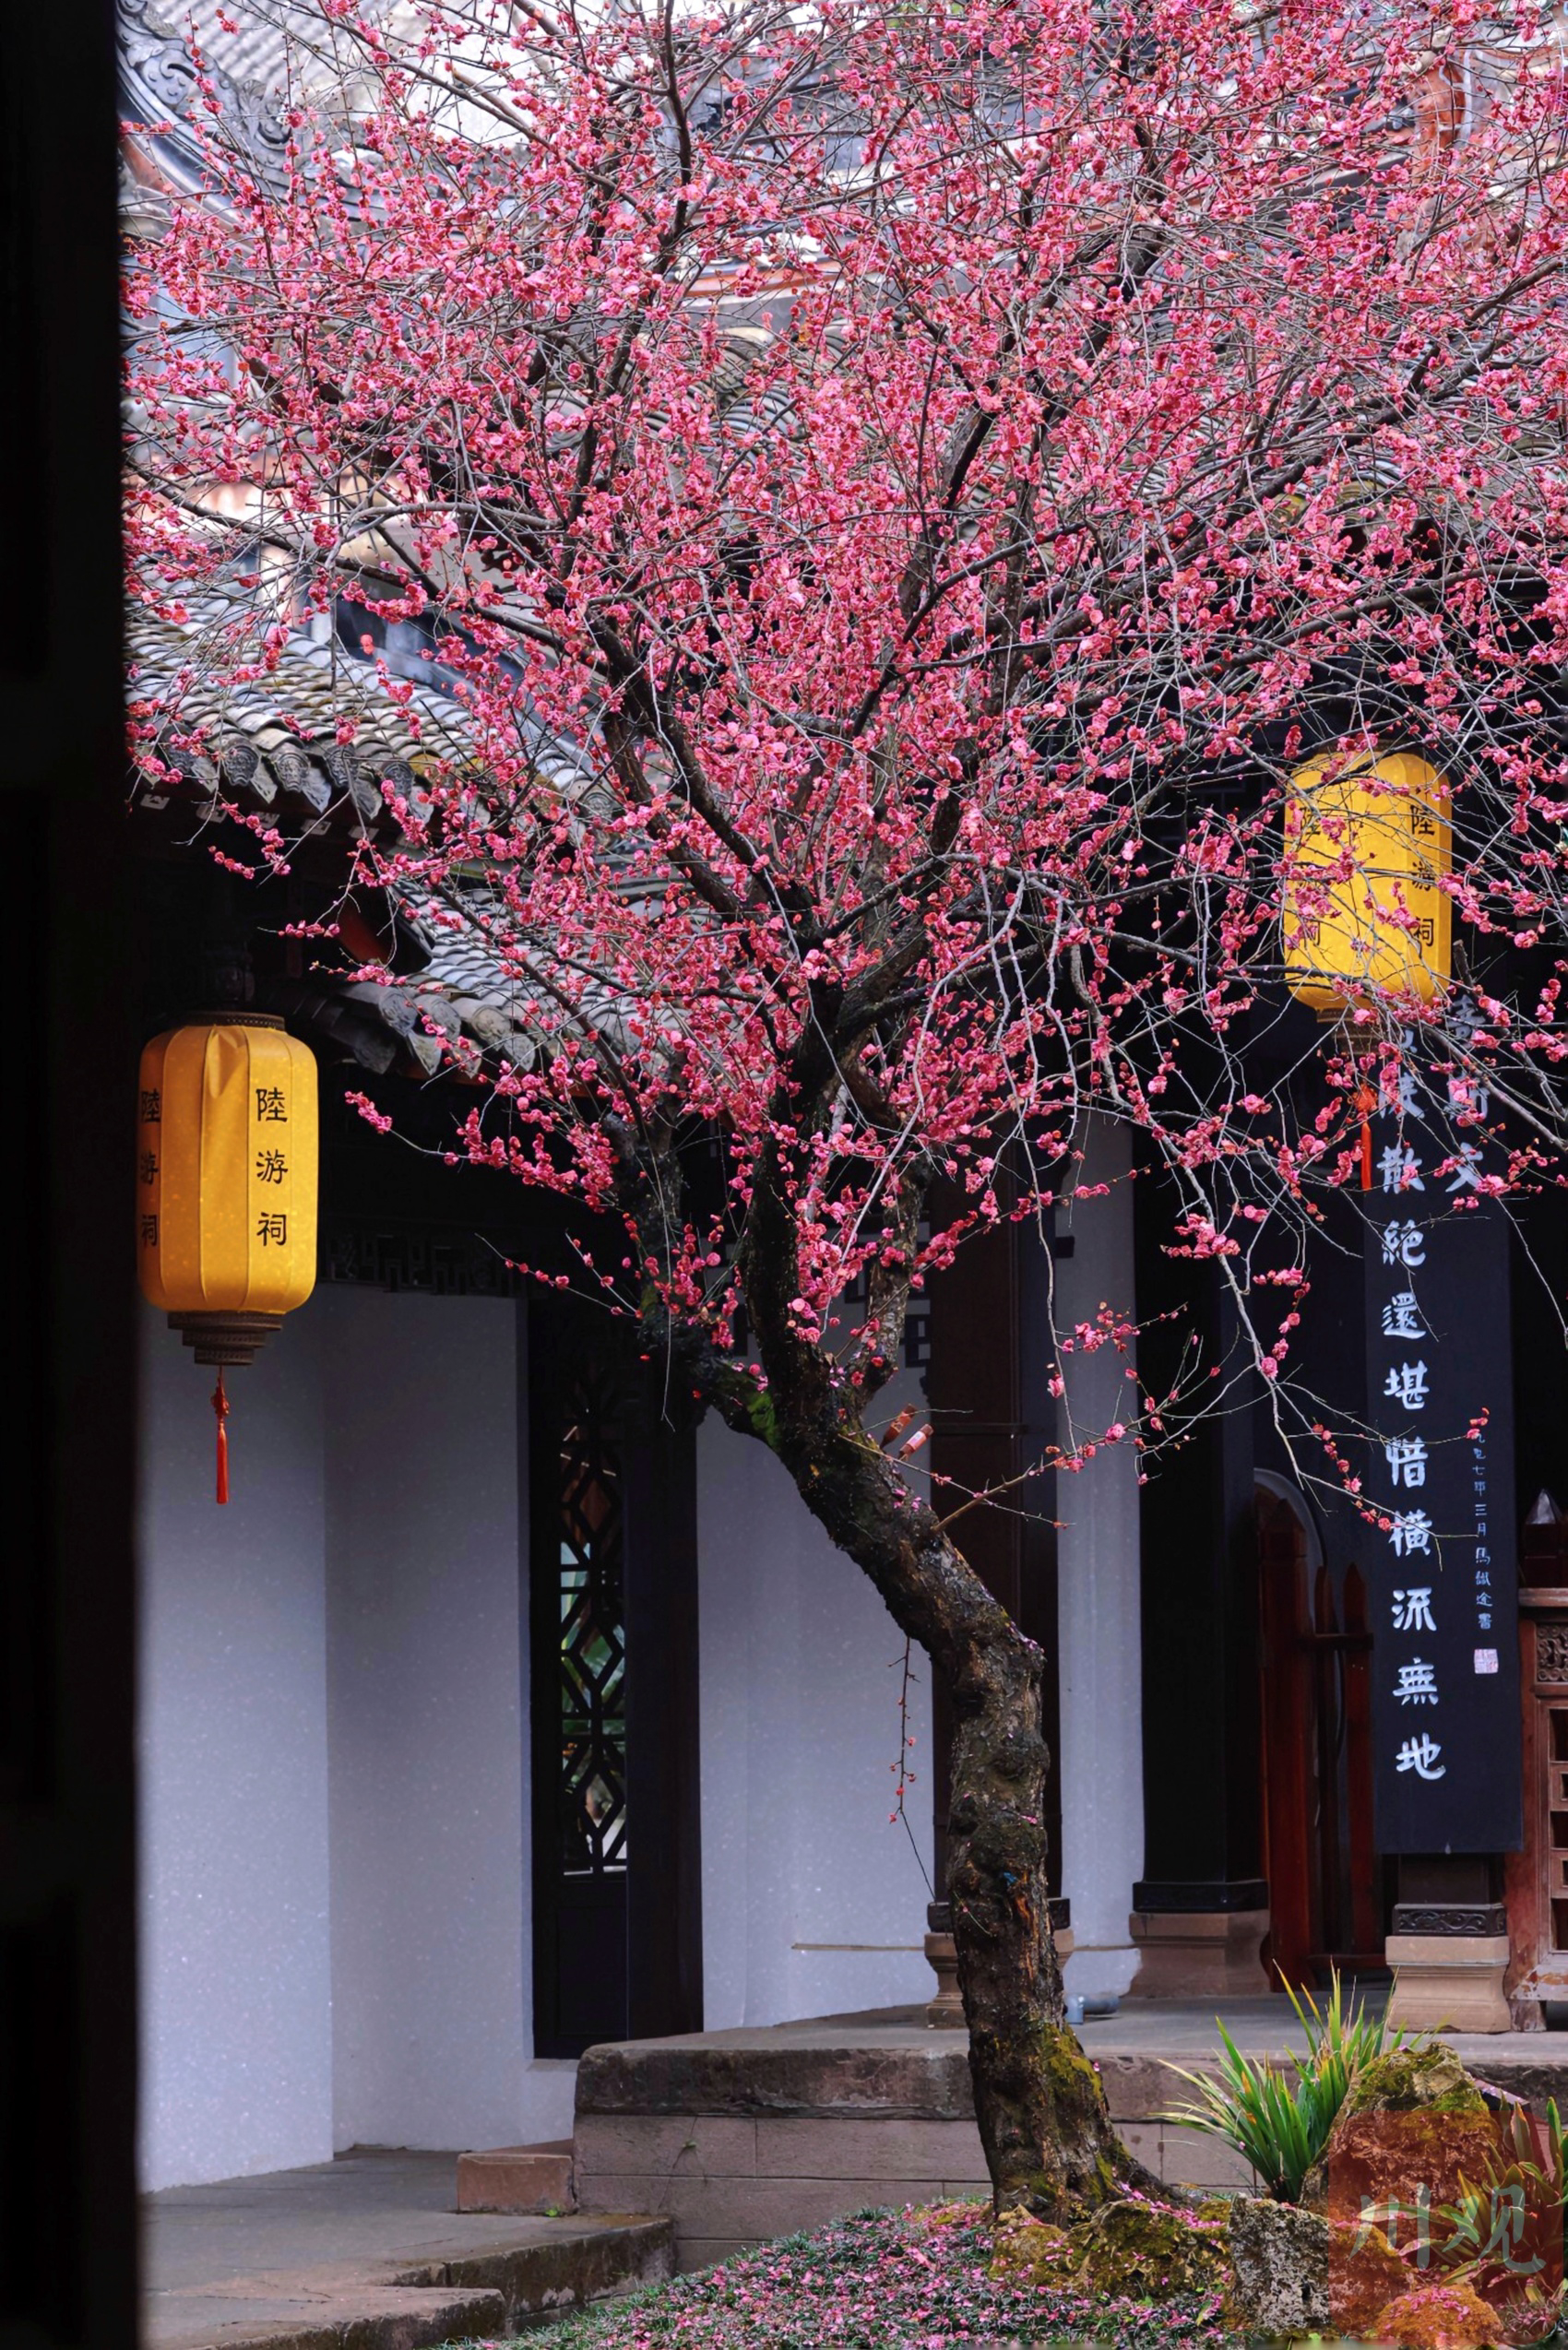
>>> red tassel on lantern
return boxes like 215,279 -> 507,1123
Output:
1353,1085 -> 1378,1191
213,1370 -> 231,1505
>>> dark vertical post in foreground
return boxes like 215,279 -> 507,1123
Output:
928,1201 -> 1061,1897
1132,1149 -> 1268,1990
0,10 -> 137,2348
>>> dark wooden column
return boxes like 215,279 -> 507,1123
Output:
1493,1203 -> 1567,2020
1130,1149 -> 1267,1989
623,1381 -> 704,2041
1,7 -> 138,2344
927,1212 -> 1061,1896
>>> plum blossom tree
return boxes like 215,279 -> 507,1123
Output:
125,0 -> 1568,2211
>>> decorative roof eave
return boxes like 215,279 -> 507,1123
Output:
128,603 -> 561,1079
118,0 -> 301,206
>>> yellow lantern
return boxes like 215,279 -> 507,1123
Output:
137,1014 -> 318,1499
1282,750 -> 1453,1015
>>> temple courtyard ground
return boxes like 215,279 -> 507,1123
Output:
146,1999 -> 1568,2350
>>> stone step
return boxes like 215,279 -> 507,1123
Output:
574,2004 -> 1568,2267
457,2141 -> 576,2214
145,2214 -> 675,2350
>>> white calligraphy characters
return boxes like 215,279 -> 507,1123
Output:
1474,1435 -> 1492,1633
1381,1145 -> 1425,1193
1379,1146 -> 1485,1195
1384,1436 -> 1429,1489
1382,1291 -> 1426,1340
1448,1074 -> 1490,1122
1396,1732 -> 1446,1779
1394,1658 -> 1439,1705
1450,996 -> 1484,1047
1377,1134 -> 1443,1786
1448,1145 -> 1484,1192
1384,1360 -> 1431,1411
1353,2180 -> 1538,2275
1370,1061 -> 1507,1804
1388,1510 -> 1434,1559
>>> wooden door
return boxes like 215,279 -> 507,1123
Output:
1503,1600 -> 1568,2014
1258,1491 -> 1379,1985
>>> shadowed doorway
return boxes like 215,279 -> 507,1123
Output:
1257,1476 -> 1379,1984
528,1298 -> 703,2056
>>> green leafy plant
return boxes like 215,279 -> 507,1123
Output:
1157,1970 -> 1408,2203
1387,2094 -> 1568,2341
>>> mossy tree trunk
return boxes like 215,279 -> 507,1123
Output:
763,1405 -> 1129,2213
691,1151 -> 1150,2220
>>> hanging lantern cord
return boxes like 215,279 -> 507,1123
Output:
212,1369 -> 231,1506
1354,1083 -> 1378,1192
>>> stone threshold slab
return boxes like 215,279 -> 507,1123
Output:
578,2036 -> 976,2120
576,2003 -> 1568,2124
143,2216 -> 675,2350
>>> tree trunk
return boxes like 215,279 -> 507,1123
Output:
671,1132 -> 1151,2217
944,1606 -> 1128,2211
758,1403 -> 1145,2217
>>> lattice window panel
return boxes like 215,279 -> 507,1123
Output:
553,1375 -> 629,1877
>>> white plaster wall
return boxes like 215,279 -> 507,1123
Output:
1053,1118 -> 1145,2002
324,1289 -> 573,2151
698,1392 -> 935,2030
137,1301 -> 333,2191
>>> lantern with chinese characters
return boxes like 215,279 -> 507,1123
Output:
1283,750 -> 1453,1015
137,1014 -> 318,1500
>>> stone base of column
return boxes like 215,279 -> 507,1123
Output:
923,1900 -> 962,2028
1385,1934 -> 1511,2033
924,1900 -> 1074,2027
1051,1901 -> 1077,2000
1127,1907 -> 1271,1999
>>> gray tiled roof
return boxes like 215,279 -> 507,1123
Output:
319,900 -> 548,1078
130,601 -> 552,1075
177,0 -> 421,91
129,600 -> 472,826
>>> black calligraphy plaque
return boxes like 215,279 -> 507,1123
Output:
1363,1157 -> 1521,1854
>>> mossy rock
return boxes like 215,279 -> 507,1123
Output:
992,2195 -> 1231,2303
1341,2044 -> 1490,2120
911,2200 -> 989,2237
1301,2045 -> 1492,2211
1328,2215 -> 1416,2337
1075,2197 -> 1233,2301
989,2208 -> 1076,2286
1370,2278 -> 1507,2348
1224,2195 -> 1330,2338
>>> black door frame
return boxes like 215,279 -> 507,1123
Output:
527,1296 -> 703,2055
